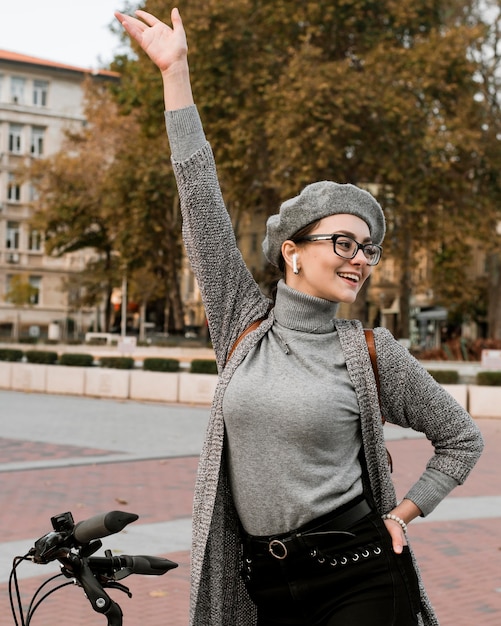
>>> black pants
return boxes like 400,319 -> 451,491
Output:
240,504 -> 420,626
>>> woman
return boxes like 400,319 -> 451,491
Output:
116,9 -> 484,626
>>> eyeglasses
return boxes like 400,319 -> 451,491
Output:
294,233 -> 383,266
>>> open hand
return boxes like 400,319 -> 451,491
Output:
115,8 -> 187,75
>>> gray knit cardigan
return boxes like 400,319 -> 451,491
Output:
171,139 -> 484,626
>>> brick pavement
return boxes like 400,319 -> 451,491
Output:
0,391 -> 499,626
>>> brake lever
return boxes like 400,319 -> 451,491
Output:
59,552 -> 122,618
99,579 -> 132,597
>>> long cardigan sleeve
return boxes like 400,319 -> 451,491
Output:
171,145 -> 270,369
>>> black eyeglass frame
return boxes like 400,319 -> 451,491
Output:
293,233 -> 383,266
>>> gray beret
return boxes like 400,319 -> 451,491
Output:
262,181 -> 386,267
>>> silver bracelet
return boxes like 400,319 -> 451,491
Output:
382,513 -> 408,533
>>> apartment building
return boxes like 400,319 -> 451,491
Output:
0,50 -> 118,341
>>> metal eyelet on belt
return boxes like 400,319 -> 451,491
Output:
268,539 -> 288,560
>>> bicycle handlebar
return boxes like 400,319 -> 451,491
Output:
31,510 -> 139,563
73,511 -> 139,544
12,510 -> 178,626
88,554 -> 178,576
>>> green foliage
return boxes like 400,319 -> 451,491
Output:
99,356 -> 135,369
190,359 -> 218,374
6,275 -> 39,306
59,353 -> 94,367
476,371 -> 501,386
427,369 -> 459,384
143,357 -> 180,372
137,0 -> 499,337
0,349 -> 23,362
26,0 -> 501,339
25,350 -> 58,364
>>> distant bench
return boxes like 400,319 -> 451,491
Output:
84,332 -> 116,345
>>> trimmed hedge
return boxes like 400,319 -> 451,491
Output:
99,356 -> 135,370
0,349 -> 23,362
59,353 -> 94,367
25,350 -> 58,364
476,371 -> 501,386
190,359 -> 218,374
427,370 -> 459,384
143,357 -> 180,372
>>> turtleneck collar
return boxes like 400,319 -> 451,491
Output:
273,279 -> 339,333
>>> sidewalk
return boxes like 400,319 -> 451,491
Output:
0,389 -> 499,625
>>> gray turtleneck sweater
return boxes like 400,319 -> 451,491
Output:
223,280 -> 364,535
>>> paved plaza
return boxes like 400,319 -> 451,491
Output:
0,389 -> 499,625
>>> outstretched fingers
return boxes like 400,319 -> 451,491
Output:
135,9 -> 167,27
114,11 -> 149,43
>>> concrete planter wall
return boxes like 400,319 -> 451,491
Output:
1,360 -> 500,414
84,368 -> 131,399
468,385 -> 501,418
178,372 -> 218,405
0,361 -> 12,389
11,363 -> 47,393
129,370 -> 178,403
46,365 -> 86,396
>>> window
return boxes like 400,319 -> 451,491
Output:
29,229 -> 42,251
29,184 -> 39,202
6,221 -> 20,249
7,175 -> 21,202
8,124 -> 23,153
33,80 -> 48,107
29,276 -> 41,304
10,76 -> 25,104
31,126 -> 45,156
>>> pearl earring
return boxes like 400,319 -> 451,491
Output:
292,254 -> 299,274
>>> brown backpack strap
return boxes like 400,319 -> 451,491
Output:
364,328 -> 384,424
226,318 -> 264,364
364,328 -> 393,472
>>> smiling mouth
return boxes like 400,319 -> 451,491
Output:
337,272 -> 360,284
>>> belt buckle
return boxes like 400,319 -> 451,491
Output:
268,538 -> 288,560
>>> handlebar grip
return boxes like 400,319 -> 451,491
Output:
73,511 -> 139,544
124,555 -> 178,575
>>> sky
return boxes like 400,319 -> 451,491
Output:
1,1 -> 132,70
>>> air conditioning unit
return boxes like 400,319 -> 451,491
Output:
7,253 -> 20,264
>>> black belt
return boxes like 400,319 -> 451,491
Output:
244,498 -> 372,561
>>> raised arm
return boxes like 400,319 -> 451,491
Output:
115,8 -> 193,111
115,7 -> 269,365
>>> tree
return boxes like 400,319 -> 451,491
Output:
132,0 -> 499,337
28,80 -> 133,330
28,77 -> 186,333
106,1 -> 500,338
5,274 -> 39,340
467,0 -> 501,338
260,1 -> 497,336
